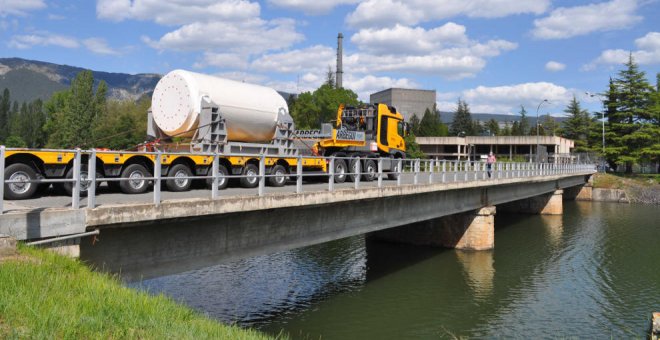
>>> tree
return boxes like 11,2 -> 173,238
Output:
0,88 -> 9,142
540,114 -> 560,136
325,66 -> 335,88
501,121 -> 512,136
604,54 -> 656,173
290,83 -> 359,129
418,107 -> 444,136
518,105 -> 530,136
45,70 -> 107,148
511,121 -> 521,135
561,96 -> 592,152
409,113 -> 421,136
91,98 -> 150,149
404,133 -> 425,159
471,120 -> 484,135
450,99 -> 473,136
485,118 -> 500,136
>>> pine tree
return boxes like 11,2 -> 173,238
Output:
511,121 -> 521,135
606,54 -> 655,173
519,105 -> 530,136
485,118 -> 499,136
450,99 -> 473,136
0,88 -> 10,142
409,113 -> 421,136
418,107 -> 443,136
561,96 -> 592,152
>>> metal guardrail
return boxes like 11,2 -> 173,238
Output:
0,145 -> 597,214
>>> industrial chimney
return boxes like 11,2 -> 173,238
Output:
336,33 -> 343,89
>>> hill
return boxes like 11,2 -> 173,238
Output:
0,58 -> 160,103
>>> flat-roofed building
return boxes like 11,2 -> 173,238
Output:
370,88 -> 436,122
416,136 -> 575,163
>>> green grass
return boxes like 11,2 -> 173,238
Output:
0,245 -> 277,339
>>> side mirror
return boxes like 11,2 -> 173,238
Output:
404,122 -> 411,137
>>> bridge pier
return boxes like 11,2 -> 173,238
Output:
370,206 -> 496,251
499,189 -> 563,215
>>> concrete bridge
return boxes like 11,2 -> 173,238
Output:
1,159 -> 594,280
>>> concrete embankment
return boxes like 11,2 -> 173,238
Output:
573,173 -> 660,204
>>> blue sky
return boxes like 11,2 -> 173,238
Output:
1,0 -> 659,116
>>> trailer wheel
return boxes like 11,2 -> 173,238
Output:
205,164 -> 229,190
62,166 -> 102,197
347,157 -> 361,182
4,163 -> 38,200
119,164 -> 151,194
268,165 -> 288,187
362,159 -> 377,182
166,164 -> 193,192
240,163 -> 259,188
333,159 -> 347,183
388,158 -> 401,180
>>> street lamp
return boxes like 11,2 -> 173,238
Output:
536,99 -> 549,162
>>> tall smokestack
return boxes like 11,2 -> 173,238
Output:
336,32 -> 343,89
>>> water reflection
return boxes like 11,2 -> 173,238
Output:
540,215 -> 563,246
455,250 -> 494,298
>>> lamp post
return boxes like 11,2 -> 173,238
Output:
587,92 -> 606,171
536,99 -> 549,162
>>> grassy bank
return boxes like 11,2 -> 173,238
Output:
592,173 -> 660,204
0,246 -> 275,339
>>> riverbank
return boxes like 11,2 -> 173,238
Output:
0,245 -> 276,339
592,173 -> 660,204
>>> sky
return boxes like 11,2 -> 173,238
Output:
1,0 -> 659,117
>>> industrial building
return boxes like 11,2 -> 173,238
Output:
370,88 -> 436,122
416,136 -> 575,163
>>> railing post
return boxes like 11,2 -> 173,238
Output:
354,157 -> 361,190
72,148 -> 81,209
429,159 -> 434,184
413,159 -> 419,185
258,154 -> 265,196
453,161 -> 458,182
87,150 -> 96,209
377,157 -> 383,188
442,160 -> 446,183
0,146 -> 4,215
328,156 -> 335,192
154,151 -> 161,206
464,161 -> 469,182
396,158 -> 402,186
211,154 -> 219,199
296,154 -> 303,194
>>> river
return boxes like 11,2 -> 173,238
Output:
130,201 -> 659,338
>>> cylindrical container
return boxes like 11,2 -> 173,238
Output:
151,69 -> 287,142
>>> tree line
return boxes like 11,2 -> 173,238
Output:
0,70 -> 149,150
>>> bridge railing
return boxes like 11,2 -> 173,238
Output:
0,145 -> 596,214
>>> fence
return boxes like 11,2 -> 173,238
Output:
0,146 -> 596,214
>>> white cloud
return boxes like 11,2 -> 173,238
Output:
585,31 -> 660,69
268,0 -> 360,15
545,61 -> 566,72
437,82 -> 575,114
532,0 -> 641,40
83,38 -> 120,55
0,0 -> 45,16
8,31 -> 79,49
347,23 -> 516,79
251,45 -> 335,73
96,0 -> 259,25
346,0 -> 549,28
195,52 -> 249,70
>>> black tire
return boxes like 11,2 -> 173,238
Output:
347,157 -> 361,182
268,164 -> 288,187
4,163 -> 38,200
333,159 -> 347,183
63,165 -> 102,197
119,164 -> 151,194
240,163 -> 259,188
205,164 -> 229,190
388,158 -> 402,180
166,164 -> 193,192
362,159 -> 377,182
108,180 -> 121,192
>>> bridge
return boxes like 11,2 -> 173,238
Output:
1,156 -> 594,280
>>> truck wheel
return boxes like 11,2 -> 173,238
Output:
119,164 -> 151,194
347,157 -> 361,182
166,164 -> 193,192
268,165 -> 288,187
388,158 -> 402,180
205,164 -> 229,190
62,166 -> 102,197
333,159 -> 347,183
4,163 -> 38,200
240,163 -> 259,188
362,159 -> 377,182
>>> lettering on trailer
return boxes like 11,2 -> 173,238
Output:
335,129 -> 365,142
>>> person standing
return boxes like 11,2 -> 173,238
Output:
487,152 -> 496,178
